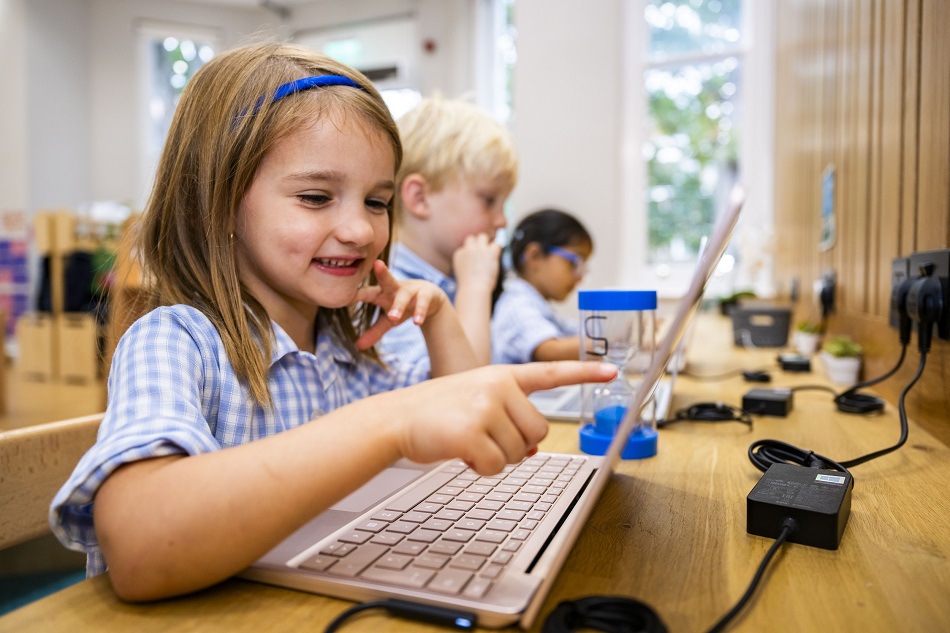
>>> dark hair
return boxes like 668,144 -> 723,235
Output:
508,209 -> 592,275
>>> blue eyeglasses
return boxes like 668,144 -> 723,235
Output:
547,246 -> 588,276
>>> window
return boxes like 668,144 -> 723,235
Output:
146,36 -> 216,157
623,0 -> 774,295
475,0 -> 516,125
138,23 -> 218,208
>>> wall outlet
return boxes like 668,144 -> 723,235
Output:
907,248 -> 950,341
814,270 -> 836,317
890,257 -> 910,330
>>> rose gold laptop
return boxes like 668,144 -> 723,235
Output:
240,186 -> 745,628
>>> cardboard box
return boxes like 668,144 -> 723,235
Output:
15,313 -> 56,380
56,313 -> 99,383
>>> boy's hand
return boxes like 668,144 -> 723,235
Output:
452,233 -> 502,292
386,361 -> 618,475
354,260 -> 448,349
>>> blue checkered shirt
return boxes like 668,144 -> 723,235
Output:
49,304 -> 428,576
378,245 -> 457,373
491,276 -> 578,364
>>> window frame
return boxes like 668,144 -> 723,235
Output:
620,0 -> 775,298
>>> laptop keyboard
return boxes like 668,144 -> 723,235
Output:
296,453 -> 588,599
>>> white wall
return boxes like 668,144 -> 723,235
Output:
291,0 -> 477,101
0,0 -> 29,213
26,0 -> 91,210
510,0 -> 624,291
87,0 -> 282,209
11,0 -> 481,214
10,0 -> 281,215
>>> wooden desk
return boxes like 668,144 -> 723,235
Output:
2,316 -> 949,632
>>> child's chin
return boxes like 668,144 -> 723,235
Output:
318,292 -> 359,310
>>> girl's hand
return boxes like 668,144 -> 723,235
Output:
354,259 -> 448,350
452,233 -> 502,293
381,361 -> 618,475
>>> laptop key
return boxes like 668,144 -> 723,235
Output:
433,508 -> 465,521
391,541 -> 427,556
338,530 -> 373,544
461,576 -> 493,599
359,565 -> 435,589
385,471 -> 456,512
320,542 -> 356,557
450,555 -> 485,571
428,568 -> 473,595
298,555 -> 336,572
376,553 -> 413,570
414,554 -> 449,569
326,543 -> 388,577
428,541 -> 463,556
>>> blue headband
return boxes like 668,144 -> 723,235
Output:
273,75 -> 366,100
249,75 -> 367,115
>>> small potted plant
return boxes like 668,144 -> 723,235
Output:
793,321 -> 822,356
718,290 -> 757,316
820,335 -> 863,385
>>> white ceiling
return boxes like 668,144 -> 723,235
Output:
177,0 -> 320,6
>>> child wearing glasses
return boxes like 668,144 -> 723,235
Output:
378,96 -> 518,370
49,43 -> 614,601
492,209 -> 593,364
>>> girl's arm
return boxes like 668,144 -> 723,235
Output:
533,336 -> 582,362
451,233 -> 502,366
94,360 -> 617,602
356,260 -> 477,377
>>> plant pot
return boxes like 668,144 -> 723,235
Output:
793,331 -> 821,356
820,351 -> 861,385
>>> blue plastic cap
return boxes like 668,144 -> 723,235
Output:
579,424 -> 658,459
578,289 -> 658,311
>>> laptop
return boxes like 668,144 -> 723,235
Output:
528,376 -> 674,423
240,185 -> 745,629
529,357 -> 679,423
528,246 -> 704,424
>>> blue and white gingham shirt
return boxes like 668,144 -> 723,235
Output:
378,245 -> 457,373
491,276 -> 578,364
49,304 -> 428,576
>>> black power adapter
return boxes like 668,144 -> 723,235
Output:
777,352 -> 811,372
743,388 -> 793,417
747,463 -> 853,550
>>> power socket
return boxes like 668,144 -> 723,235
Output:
890,257 -> 910,330
907,249 -> 949,341
814,270 -> 836,317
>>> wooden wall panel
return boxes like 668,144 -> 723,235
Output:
875,0 -> 906,317
916,0 -> 950,249
899,0 -> 921,256
773,0 -> 950,447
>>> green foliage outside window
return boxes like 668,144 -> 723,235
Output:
644,0 -> 742,265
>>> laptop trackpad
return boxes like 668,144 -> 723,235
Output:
330,467 -> 423,512
255,465 -> 427,566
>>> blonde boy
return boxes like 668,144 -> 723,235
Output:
380,96 -> 518,370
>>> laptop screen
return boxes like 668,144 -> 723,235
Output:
602,185 -> 745,469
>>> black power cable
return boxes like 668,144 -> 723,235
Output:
749,351 -> 928,475
541,517 -> 799,633
542,595 -> 668,633
657,402 -> 752,428
705,517 -> 798,633
323,599 -> 476,632
833,344 -> 907,414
